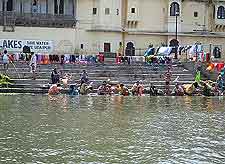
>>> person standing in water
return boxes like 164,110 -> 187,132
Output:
163,67 -> 172,95
51,67 -> 60,84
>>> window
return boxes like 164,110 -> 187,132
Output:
213,47 -> 221,58
54,0 -> 64,14
2,0 -> 13,11
217,6 -> 225,19
131,8 -> 136,14
6,0 -> 13,11
81,44 -> 84,49
93,8 -> 97,15
170,2 -> 180,16
105,8 -> 110,15
194,12 -> 198,17
59,0 -> 64,14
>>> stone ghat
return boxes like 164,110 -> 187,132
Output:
0,61 -> 195,94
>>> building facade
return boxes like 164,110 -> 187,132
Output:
0,0 -> 225,58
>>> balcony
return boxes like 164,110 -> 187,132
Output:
0,11 -> 76,30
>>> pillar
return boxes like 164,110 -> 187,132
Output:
57,0 -> 60,14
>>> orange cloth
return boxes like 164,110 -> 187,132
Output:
48,85 -> 60,95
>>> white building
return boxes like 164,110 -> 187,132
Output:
0,0 -> 225,59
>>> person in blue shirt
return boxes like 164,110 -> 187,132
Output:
68,85 -> 79,96
2,50 -> 9,71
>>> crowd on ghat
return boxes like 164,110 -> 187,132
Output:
48,65 -> 225,97
47,44 -> 225,97
1,44 -> 225,96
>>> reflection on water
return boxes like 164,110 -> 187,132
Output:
0,95 -> 225,163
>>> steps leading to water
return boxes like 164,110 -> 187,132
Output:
0,61 -> 195,93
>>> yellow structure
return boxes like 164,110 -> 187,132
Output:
0,0 -> 225,58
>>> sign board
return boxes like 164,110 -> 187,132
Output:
0,39 -> 54,53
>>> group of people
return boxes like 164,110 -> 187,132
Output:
2,48 -> 224,97
47,64 -> 225,96
97,80 -> 131,96
48,69 -> 93,95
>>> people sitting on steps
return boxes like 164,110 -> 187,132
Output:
112,84 -> 121,95
68,85 -> 79,96
61,73 -> 72,88
131,81 -> 144,96
147,84 -> 160,96
97,81 -> 111,95
119,83 -> 130,96
172,83 -> 184,96
183,82 -> 198,96
79,82 -> 93,95
201,81 -> 213,96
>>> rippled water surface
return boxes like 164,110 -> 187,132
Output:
0,95 -> 225,164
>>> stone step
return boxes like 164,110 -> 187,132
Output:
4,81 -> 193,90
0,65 -> 187,71
6,72 -> 194,78
10,73 -> 194,79
0,62 -> 184,67
0,67 -> 188,72
11,79 -> 194,85
1,67 -> 192,73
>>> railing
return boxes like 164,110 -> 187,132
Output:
0,11 -> 77,28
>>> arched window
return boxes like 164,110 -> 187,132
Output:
170,2 -> 180,16
217,6 -> 225,19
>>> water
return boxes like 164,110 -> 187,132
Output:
0,95 -> 225,164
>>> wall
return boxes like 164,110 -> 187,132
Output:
181,1 -> 207,32
137,0 -> 167,32
126,34 -> 167,49
0,26 -> 76,54
1,0 -> 225,58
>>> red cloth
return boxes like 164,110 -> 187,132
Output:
201,52 -> 205,62
98,54 -> 104,63
9,54 -> 14,62
116,56 -> 121,64
216,63 -> 224,72
206,53 -> 210,63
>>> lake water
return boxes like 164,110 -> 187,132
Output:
0,95 -> 225,164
